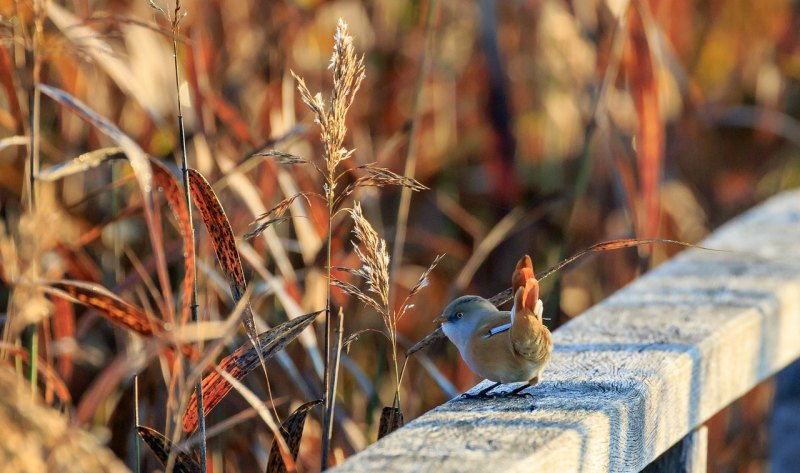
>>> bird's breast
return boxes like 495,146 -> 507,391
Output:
463,331 -> 543,384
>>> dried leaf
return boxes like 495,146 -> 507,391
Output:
377,406 -> 404,439
266,400 -> 322,473
136,426 -> 201,473
187,169 -> 261,355
48,280 -> 164,336
182,310 -> 323,432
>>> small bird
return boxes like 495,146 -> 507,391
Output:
434,255 -> 553,397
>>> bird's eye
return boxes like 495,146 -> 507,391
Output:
455,312 -> 463,319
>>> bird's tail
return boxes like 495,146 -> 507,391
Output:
512,255 -> 541,319
510,255 -> 550,363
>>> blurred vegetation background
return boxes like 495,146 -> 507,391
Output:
1,0 -> 798,471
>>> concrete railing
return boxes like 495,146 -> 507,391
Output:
332,190 -> 800,473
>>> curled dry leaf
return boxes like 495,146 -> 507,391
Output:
136,425 -> 201,473
266,399 -> 323,473
182,310 -> 323,433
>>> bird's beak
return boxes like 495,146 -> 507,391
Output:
433,314 -> 447,325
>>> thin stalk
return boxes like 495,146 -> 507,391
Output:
134,376 -> 141,473
388,0 -> 438,311
322,306 -> 344,469
25,0 -> 45,398
29,330 -> 37,395
321,193 -> 334,470
170,13 -> 208,473
389,327 -> 401,409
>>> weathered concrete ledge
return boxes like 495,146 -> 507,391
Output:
332,190 -> 800,472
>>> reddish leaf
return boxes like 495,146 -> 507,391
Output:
51,295 -> 75,381
266,400 -> 322,473
182,310 -> 323,433
188,169 -> 261,360
625,7 -> 664,240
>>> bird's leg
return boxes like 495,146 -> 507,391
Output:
505,376 -> 539,398
461,381 -> 502,399
505,384 -> 534,397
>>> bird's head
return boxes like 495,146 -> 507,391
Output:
433,295 -> 496,349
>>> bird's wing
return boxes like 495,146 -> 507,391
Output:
474,309 -> 512,340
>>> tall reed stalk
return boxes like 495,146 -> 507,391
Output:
247,19 -> 428,467
149,0 -> 208,470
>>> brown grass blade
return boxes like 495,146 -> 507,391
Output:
46,3 -> 164,121
405,326 -> 445,357
377,406 -> 404,440
182,310 -> 323,433
137,426 -> 201,473
151,159 -> 194,325
266,399 -> 323,473
37,151 -> 194,325
36,147 -> 126,181
488,238 -> 720,307
47,280 -> 165,336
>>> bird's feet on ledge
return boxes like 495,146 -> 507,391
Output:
459,383 -> 536,399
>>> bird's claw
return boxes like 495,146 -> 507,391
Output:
459,388 -> 536,399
